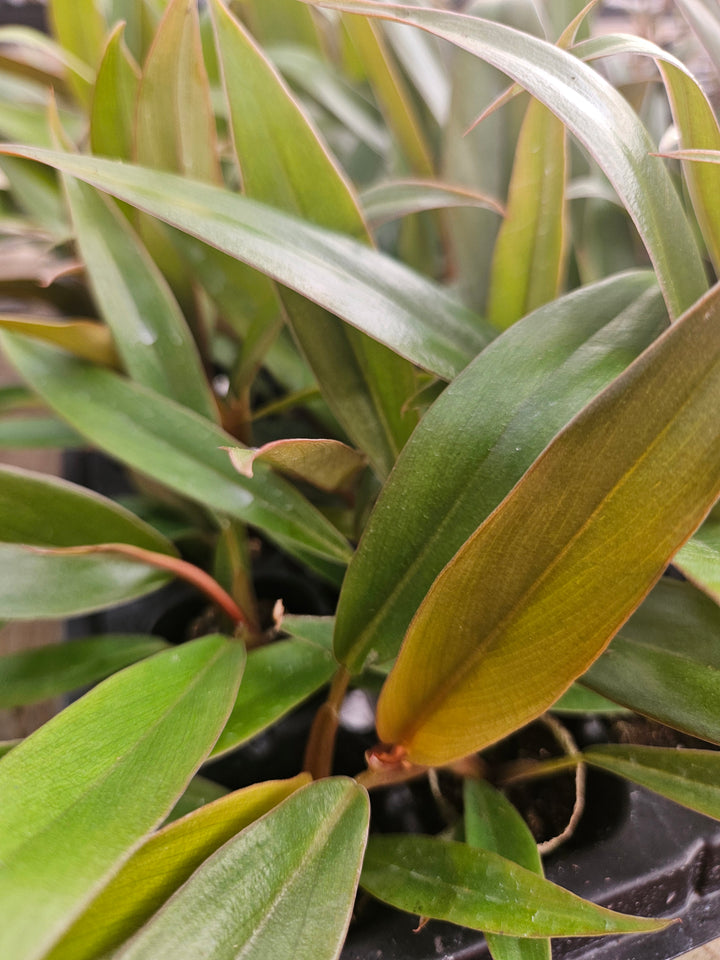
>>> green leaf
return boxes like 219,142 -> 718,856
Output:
47,776 -> 311,960
61,176 -> 218,420
582,578 -> 720,743
47,0 -> 105,105
165,775 -> 229,823
210,634 -> 336,758
281,614 -> 335,646
90,23 -> 141,160
0,334 -> 352,567
0,463 -> 175,552
487,97 -> 567,329
335,271 -> 666,673
0,147 -> 488,381
464,780 -> 550,960
113,778 -> 369,960
312,0 -> 708,319
0,634 -> 169,707
677,0 -> 720,77
552,685 -> 629,715
0,740 -> 19,758
360,178 -> 504,226
210,0 -> 418,477
0,544 -> 171,619
226,439 -> 366,492
573,32 -> 720,274
376,279 -> 720,766
268,44 -> 389,155
0,416 -> 85,449
342,13 -> 433,175
135,0 -> 221,184
361,835 -> 671,937
0,635 -> 245,960
583,745 -> 720,820
237,0 -> 325,52
674,516 -> 720,602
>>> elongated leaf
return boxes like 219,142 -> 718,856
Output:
361,835 -> 670,937
335,271 -> 666,672
0,740 -> 19,758
0,635 -> 245,960
47,776 -> 310,960
226,439 -> 366,492
238,0 -> 325,51
282,614 -> 335,646
0,463 -> 170,550
114,778 -> 369,960
0,314 -> 117,365
383,0 -> 450,125
487,96 -> 567,329
268,44 -> 389,155
552,685 -> 628,715
0,543 -> 173,620
360,178 -> 503,226
675,516 -> 720,601
0,416 -> 84,449
47,0 -> 105,105
574,33 -> 720,273
62,175 -> 218,420
341,12 -> 433,175
583,745 -> 720,820
0,25 -> 95,93
90,23 -> 140,160
210,0 -> 417,477
464,780 -> 550,960
0,634 -> 169,707
136,0 -> 221,184
0,147 -> 488,380
582,578 -> 720,743
312,0 -> 708,319
376,280 -> 720,766
210,633 -> 335,758
0,334 -> 352,567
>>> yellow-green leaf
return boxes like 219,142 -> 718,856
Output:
487,97 -> 567,329
90,23 -> 140,161
0,635 -> 245,960
377,281 -> 720,766
47,0 -> 105,105
46,776 -> 310,960
0,314 -> 117,365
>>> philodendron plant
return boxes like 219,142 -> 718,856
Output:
5,0 -> 720,957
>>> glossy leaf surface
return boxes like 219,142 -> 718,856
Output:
574,32 -> 720,273
211,0 -> 417,476
226,439 -> 366,492
48,776 -> 310,960
210,633 -> 336,758
62,174 -> 218,420
377,281 -> 720,765
582,579 -> 720,743
360,178 -> 503,226
361,836 -> 669,936
0,635 -> 245,960
335,272 -> 666,672
487,96 -> 567,329
0,148 -> 488,380
584,745 -> 720,820
464,780 -> 550,960
0,634 -> 168,707
313,0 -> 708,318
114,778 -> 369,960
0,334 -> 352,566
